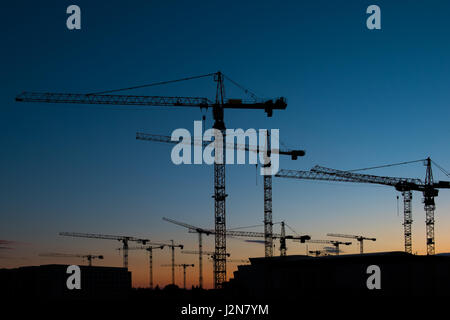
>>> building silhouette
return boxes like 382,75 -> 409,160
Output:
227,252 -> 450,297
0,264 -> 131,300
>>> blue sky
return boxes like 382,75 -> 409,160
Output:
1,0 -> 450,287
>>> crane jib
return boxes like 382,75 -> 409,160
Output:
16,92 -> 287,117
15,92 -> 211,107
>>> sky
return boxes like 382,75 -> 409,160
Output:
1,0 -> 450,289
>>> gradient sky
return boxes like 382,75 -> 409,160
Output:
1,0 -> 450,288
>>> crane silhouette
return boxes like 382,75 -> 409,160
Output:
17,71 -> 288,288
136,131 -> 305,260
59,232 -> 149,268
39,252 -> 104,266
276,158 -> 450,255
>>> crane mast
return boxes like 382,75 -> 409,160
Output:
424,158 -> 436,255
198,233 -> 203,288
402,191 -> 413,254
165,240 -> 184,286
212,73 -> 227,288
263,131 -> 273,258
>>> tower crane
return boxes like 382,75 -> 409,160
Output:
145,240 -> 185,286
16,71 -> 289,288
117,245 -> 165,289
299,240 -> 352,256
166,240 -> 184,286
187,224 -> 310,243
163,217 -> 309,287
59,232 -> 149,268
327,233 -> 376,254
276,158 -> 450,255
136,132 -> 305,260
39,252 -> 104,266
192,224 -> 310,258
118,239 -> 183,285
164,216 -> 274,288
277,221 -> 311,256
181,250 -> 229,287
163,217 -> 211,288
162,263 -> 194,289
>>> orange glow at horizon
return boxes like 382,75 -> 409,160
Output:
4,228 -> 450,290
2,203 -> 450,290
